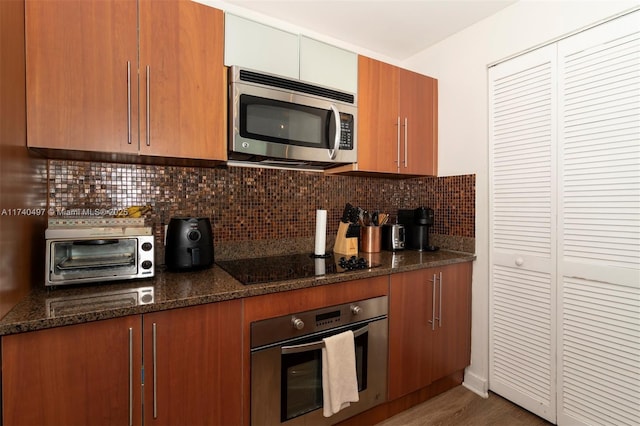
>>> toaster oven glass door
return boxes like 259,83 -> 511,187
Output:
48,239 -> 138,283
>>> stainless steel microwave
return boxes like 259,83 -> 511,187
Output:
228,66 -> 357,170
45,218 -> 155,286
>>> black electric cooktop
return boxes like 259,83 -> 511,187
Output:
216,252 -> 380,285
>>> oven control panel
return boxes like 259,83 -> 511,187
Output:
250,295 -> 388,349
316,309 -> 342,327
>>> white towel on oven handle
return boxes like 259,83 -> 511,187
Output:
322,330 -> 359,417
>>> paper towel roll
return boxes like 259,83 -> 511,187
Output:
314,209 -> 327,256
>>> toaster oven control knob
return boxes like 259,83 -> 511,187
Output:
291,317 -> 305,330
141,242 -> 153,251
141,260 -> 153,270
350,305 -> 362,316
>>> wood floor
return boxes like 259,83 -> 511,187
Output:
375,386 -> 552,426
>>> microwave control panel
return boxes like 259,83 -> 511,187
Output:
339,113 -> 355,150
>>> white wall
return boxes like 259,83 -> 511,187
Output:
401,0 -> 640,396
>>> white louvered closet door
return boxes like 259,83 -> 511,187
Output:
557,11 -> 640,426
489,44 -> 557,423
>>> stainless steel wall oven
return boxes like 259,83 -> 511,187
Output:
250,296 -> 388,425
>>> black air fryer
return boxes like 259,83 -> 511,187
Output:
165,217 -> 214,271
398,207 -> 439,252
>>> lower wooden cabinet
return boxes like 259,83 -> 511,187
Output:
1,299 -> 242,426
2,315 -> 142,426
1,265 -> 470,424
143,300 -> 243,426
388,262 -> 472,400
430,263 -> 472,382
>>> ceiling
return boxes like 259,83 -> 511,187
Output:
222,0 -> 517,61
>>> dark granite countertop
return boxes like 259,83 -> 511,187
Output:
0,249 -> 475,336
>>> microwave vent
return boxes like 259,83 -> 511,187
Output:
238,69 -> 355,104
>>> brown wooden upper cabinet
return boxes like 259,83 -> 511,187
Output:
357,56 -> 438,176
25,0 -> 226,162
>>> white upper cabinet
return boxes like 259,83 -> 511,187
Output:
299,36 -> 357,93
224,13 -> 299,79
224,14 -> 357,93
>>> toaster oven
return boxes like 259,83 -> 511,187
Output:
45,218 -> 155,286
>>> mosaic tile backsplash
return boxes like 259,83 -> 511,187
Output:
48,160 -> 475,262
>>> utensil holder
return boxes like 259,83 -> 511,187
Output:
360,226 -> 381,253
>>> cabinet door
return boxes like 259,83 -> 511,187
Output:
357,56 -> 400,174
431,262 -> 472,381
2,316 -> 143,426
143,300 -> 243,426
388,268 -> 434,400
139,0 -> 226,161
399,69 -> 438,176
25,0 -> 139,154
299,36 -> 358,93
224,13 -> 299,79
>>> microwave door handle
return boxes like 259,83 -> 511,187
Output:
328,104 -> 340,160
281,325 -> 368,355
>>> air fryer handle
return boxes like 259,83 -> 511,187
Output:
188,247 -> 201,265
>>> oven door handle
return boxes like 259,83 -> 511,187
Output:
281,325 -> 368,355
72,239 -> 119,245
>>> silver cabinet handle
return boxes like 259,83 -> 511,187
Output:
127,61 -> 132,144
396,116 -> 401,166
404,117 -> 408,168
146,66 -> 151,146
128,327 -> 133,426
328,104 -> 340,160
436,272 -> 443,327
428,274 -> 436,330
152,322 -> 158,419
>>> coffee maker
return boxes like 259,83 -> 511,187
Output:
398,207 -> 439,252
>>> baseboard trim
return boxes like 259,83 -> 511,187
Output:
462,370 -> 489,398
